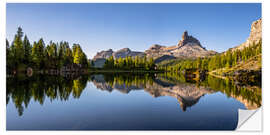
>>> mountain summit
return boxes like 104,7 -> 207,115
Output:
177,31 -> 203,48
145,31 -> 216,59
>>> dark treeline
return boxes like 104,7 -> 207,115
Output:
103,56 -> 156,71
6,27 -> 89,74
161,40 -> 262,72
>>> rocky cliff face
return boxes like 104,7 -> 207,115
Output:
113,48 -> 145,58
145,31 -> 216,59
177,31 -> 203,48
93,49 -> 113,60
234,18 -> 262,50
93,48 -> 145,60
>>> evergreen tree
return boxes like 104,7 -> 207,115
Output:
11,27 -> 24,67
6,39 -> 14,72
31,39 -> 45,69
72,44 -> 88,67
134,56 -> 140,68
6,39 -> 9,54
7,27 -> 91,73
73,44 -> 82,64
22,35 -> 32,64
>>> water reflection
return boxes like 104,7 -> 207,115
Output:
7,73 -> 261,116
6,75 -> 88,116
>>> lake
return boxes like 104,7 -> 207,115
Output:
6,73 -> 261,130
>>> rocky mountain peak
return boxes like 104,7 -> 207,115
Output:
182,30 -> 189,40
93,49 -> 113,60
246,18 -> 262,46
93,47 -> 145,62
177,31 -> 203,48
145,31 -> 214,59
233,18 -> 262,50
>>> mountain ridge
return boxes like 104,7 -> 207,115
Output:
93,31 -> 216,62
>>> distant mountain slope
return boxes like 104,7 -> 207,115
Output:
154,55 -> 176,64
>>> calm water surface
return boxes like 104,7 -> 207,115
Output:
6,73 -> 261,130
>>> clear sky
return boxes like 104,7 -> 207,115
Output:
6,3 -> 261,59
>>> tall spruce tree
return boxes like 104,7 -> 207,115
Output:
11,27 -> 24,67
32,39 -> 45,69
23,35 -> 32,64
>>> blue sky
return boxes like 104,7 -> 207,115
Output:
6,3 -> 261,58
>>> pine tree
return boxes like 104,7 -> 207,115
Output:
73,44 -> 81,64
196,58 -> 202,69
11,27 -> 24,67
32,39 -> 45,69
6,39 -> 13,71
134,56 -> 139,68
23,35 -> 32,64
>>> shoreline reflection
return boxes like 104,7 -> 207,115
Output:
7,73 -> 261,116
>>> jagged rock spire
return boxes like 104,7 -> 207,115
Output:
182,30 -> 188,40
177,31 -> 203,48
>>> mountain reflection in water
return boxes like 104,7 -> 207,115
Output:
7,73 -> 261,116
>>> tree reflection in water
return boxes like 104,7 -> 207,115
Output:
7,72 -> 261,116
6,75 -> 88,116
